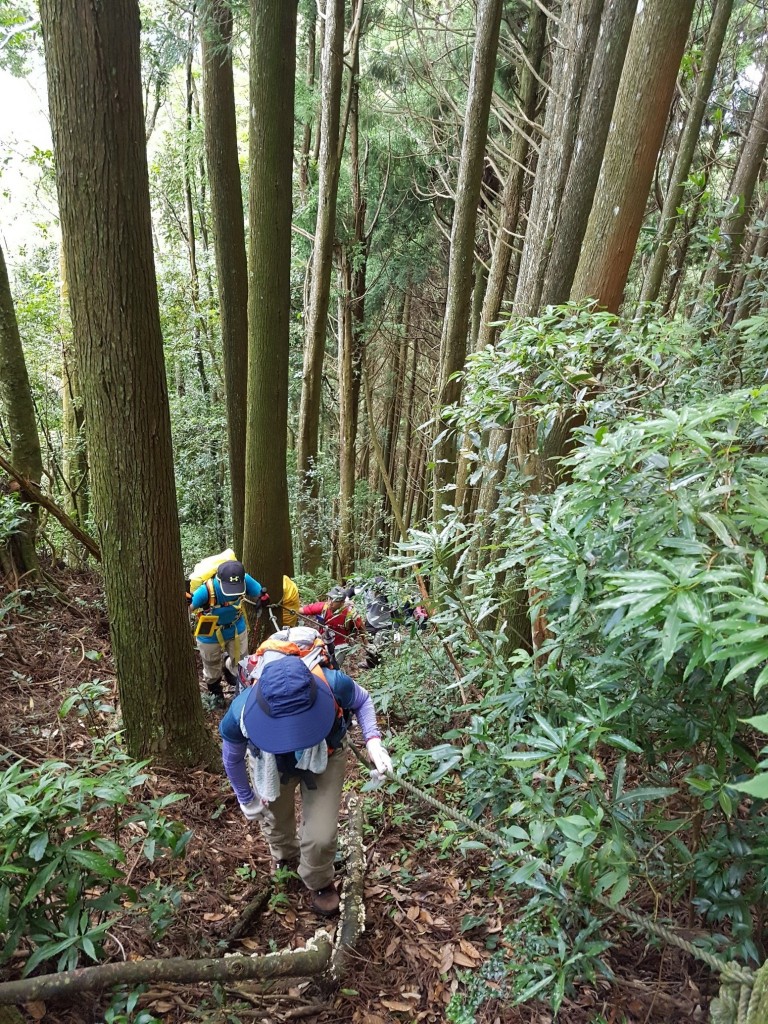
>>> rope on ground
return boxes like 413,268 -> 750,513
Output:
347,740 -> 760,1020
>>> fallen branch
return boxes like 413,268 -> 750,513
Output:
225,887 -> 271,945
0,935 -> 332,1006
325,795 -> 366,985
0,451 -> 101,561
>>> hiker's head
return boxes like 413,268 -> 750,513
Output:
242,657 -> 336,753
217,560 -> 246,597
326,585 -> 346,611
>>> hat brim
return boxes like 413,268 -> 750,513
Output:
242,677 -> 337,754
219,579 -> 246,597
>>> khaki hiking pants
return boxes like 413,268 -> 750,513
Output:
196,631 -> 248,682
259,746 -> 348,892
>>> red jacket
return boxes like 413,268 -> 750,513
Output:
300,601 -> 364,647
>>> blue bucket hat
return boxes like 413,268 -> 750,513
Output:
242,658 -> 337,754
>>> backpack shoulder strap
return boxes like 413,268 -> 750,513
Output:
205,578 -> 216,607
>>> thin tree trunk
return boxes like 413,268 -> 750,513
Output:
40,0 -> 214,766
299,0 -> 317,200
571,0 -> 696,312
59,246 -> 89,557
0,241 -> 43,574
297,0 -> 345,572
396,331 -> 418,528
201,0 -> 249,554
242,0 -> 297,620
433,0 -> 504,520
704,71 -> 768,304
639,0 -> 733,306
337,253 -> 356,577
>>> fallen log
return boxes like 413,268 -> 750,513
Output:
0,934 -> 332,1006
326,794 -> 366,984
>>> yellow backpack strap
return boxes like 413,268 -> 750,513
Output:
205,577 -> 216,608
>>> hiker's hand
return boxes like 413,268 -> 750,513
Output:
239,797 -> 273,824
366,737 -> 393,776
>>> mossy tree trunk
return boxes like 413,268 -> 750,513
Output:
39,0 -> 214,767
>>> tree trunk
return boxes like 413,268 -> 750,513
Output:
299,0 -> 317,200
433,0 -> 504,521
39,0 -> 214,766
570,0 -> 696,312
539,0 -> 638,306
514,0 -> 605,317
297,0 -> 345,572
476,1 -> 546,351
639,0 -> 733,307
0,240 -> 43,574
337,252 -> 356,577
59,246 -> 89,560
242,0 -> 297,620
201,0 -> 249,554
704,70 -> 768,304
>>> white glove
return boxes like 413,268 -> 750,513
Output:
366,737 -> 393,776
239,797 -> 274,825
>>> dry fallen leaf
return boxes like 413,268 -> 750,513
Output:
381,999 -> 414,1012
24,1002 -> 46,1021
452,951 -> 477,968
203,913 -> 225,922
406,905 -> 420,920
459,938 -> 483,960
438,944 -> 454,974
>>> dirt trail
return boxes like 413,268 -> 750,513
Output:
0,571 -> 711,1023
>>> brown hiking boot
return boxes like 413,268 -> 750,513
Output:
310,883 -> 340,917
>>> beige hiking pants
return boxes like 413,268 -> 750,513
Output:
196,630 -> 248,682
259,746 -> 348,891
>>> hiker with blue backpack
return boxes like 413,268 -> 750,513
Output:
189,557 -> 268,705
218,626 -> 393,916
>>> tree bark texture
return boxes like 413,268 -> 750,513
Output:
39,0 -> 212,766
0,240 -> 43,573
201,0 -> 249,555
570,0 -> 696,312
639,0 -> 733,306
297,0 -> 345,572
242,0 -> 298,610
514,0 -> 605,317
539,0 -> 638,306
706,70 -> 768,303
433,0 -> 504,520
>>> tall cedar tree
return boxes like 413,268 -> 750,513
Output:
0,240 -> 43,573
571,0 -> 696,312
201,0 -> 249,555
39,0 -> 215,766
242,0 -> 297,624
639,0 -> 733,306
433,0 -> 504,520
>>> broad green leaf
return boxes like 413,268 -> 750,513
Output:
614,786 -> 677,807
730,773 -> 768,799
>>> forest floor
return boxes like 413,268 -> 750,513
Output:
0,570 -> 718,1024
